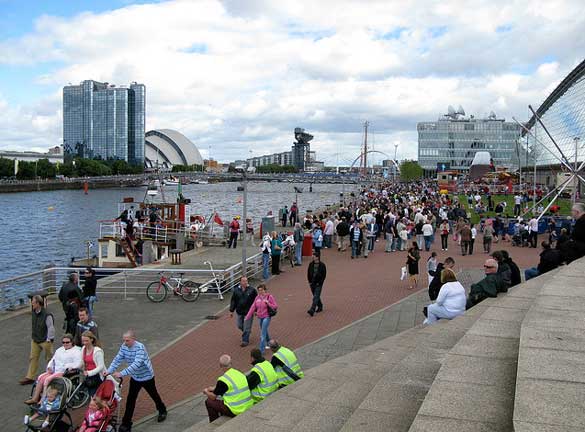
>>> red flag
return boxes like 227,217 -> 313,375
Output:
213,213 -> 224,226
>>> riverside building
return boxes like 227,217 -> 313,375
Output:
63,80 -> 145,165
418,107 -> 521,177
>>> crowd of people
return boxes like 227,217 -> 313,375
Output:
18,178 -> 585,428
20,271 -> 167,432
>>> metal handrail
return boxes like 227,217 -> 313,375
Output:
0,251 -> 266,311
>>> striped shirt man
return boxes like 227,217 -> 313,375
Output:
107,340 -> 154,381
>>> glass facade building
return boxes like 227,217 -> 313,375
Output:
418,108 -> 522,175
63,80 -> 145,164
522,59 -> 585,170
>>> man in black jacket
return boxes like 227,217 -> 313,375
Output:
229,277 -> 257,347
58,273 -> 82,313
307,252 -> 327,317
336,217 -> 350,252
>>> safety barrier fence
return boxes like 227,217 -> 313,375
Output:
0,252 -> 266,311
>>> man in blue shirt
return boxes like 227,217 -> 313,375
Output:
104,330 -> 167,431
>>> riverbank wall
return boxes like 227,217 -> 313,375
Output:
0,177 -> 145,193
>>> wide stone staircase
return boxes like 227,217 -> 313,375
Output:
185,258 -> 585,432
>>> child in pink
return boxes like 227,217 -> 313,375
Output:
78,396 -> 109,432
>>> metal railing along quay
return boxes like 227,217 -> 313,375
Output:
0,252 -> 266,311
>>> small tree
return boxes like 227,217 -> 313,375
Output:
399,160 -> 423,181
0,158 -> 14,178
36,158 -> 57,178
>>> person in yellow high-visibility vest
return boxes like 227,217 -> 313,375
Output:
246,348 -> 278,403
268,339 -> 304,388
203,354 -> 254,423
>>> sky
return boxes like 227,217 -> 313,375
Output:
0,0 -> 584,165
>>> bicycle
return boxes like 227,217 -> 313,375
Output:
146,272 -> 201,303
198,261 -> 226,300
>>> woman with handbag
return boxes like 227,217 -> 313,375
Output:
245,284 -> 278,354
80,330 -> 105,396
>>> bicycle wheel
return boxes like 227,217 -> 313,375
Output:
146,281 -> 168,302
69,384 -> 90,409
181,281 -> 201,302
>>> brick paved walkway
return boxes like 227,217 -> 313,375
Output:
130,239 -> 540,426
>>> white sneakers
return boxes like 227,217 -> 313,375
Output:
23,416 -> 49,428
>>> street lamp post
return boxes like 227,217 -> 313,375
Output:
394,143 -> 399,181
241,166 -> 248,277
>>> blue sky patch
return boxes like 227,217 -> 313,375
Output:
496,24 -> 513,33
0,0 -> 164,39
181,43 -> 207,54
379,26 -> 408,40
429,26 -> 447,38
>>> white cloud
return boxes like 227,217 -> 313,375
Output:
0,0 -> 583,164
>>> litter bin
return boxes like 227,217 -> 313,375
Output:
261,216 -> 275,238
302,233 -> 313,257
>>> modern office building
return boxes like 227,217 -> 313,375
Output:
247,151 -> 293,168
418,107 -> 522,176
63,80 -> 145,164
520,58 -> 585,192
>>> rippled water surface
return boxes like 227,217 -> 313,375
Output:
0,181 -> 354,280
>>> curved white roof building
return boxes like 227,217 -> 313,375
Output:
144,129 -> 204,169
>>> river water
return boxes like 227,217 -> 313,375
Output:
0,181 -> 353,280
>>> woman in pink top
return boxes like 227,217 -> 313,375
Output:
245,284 -> 277,354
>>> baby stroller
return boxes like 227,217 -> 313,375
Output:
512,229 -> 529,247
25,376 -> 77,432
280,233 -> 296,268
76,376 -> 122,432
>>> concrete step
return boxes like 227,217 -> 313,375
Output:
201,305 -> 488,432
338,305 -> 488,432
183,415 -> 228,432
408,271 -> 557,432
203,326 -> 423,432
514,259 -> 585,431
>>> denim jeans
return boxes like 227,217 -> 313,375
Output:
524,267 -> 540,280
324,234 -> 332,248
368,236 -> 375,251
84,295 -> 97,317
309,283 -> 323,313
351,240 -> 360,257
424,235 -> 432,251
258,317 -> 271,353
416,234 -> 424,250
385,233 -> 393,252
295,243 -> 302,265
262,253 -> 270,279
236,313 -> 254,344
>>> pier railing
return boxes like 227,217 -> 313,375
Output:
0,252 -> 265,311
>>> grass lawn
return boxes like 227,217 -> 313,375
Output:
456,194 -> 573,224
